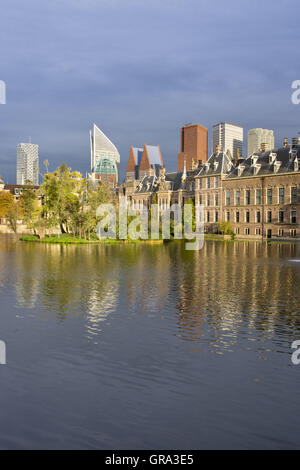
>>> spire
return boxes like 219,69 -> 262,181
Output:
182,159 -> 187,181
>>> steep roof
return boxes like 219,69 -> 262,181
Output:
139,144 -> 163,171
196,151 -> 233,177
226,145 -> 300,179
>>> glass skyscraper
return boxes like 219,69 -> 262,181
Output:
90,124 -> 120,186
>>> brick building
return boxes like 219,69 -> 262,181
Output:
177,123 -> 208,172
126,144 -> 164,182
123,134 -> 300,241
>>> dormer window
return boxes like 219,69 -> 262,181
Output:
214,161 -> 218,171
294,159 -> 299,172
251,155 -> 258,166
269,152 -> 277,164
238,165 -> 245,177
254,164 -> 261,175
274,161 -> 281,173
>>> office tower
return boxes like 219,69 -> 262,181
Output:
212,122 -> 243,160
177,123 -> 208,172
248,128 -> 275,156
17,143 -> 39,185
90,124 -> 120,186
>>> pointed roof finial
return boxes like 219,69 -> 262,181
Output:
182,159 -> 187,181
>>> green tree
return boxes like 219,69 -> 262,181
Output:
218,221 -> 235,239
19,183 -> 40,233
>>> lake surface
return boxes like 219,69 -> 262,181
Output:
0,236 -> 300,449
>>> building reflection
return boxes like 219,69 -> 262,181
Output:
4,236 -> 300,350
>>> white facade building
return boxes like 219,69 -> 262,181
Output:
212,122 -> 243,160
17,143 -> 39,185
248,128 -> 275,156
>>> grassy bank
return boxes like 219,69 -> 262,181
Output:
19,234 -> 164,245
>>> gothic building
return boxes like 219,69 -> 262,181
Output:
123,133 -> 300,240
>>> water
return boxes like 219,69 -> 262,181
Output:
0,236 -> 300,449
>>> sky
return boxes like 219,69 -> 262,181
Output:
0,0 -> 299,183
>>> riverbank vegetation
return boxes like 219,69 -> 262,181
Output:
0,163 -> 114,239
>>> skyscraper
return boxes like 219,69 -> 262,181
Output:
248,128 -> 275,156
177,123 -> 208,172
90,124 -> 120,186
17,143 -> 39,185
212,122 -> 243,160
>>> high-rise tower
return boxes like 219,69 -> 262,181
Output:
17,143 -> 39,185
248,128 -> 274,156
212,122 -> 243,160
177,124 -> 208,172
90,124 -> 120,186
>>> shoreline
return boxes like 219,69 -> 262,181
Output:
17,234 -> 299,246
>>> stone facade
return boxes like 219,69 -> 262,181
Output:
123,136 -> 300,241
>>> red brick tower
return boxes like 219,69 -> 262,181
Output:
177,124 -> 208,172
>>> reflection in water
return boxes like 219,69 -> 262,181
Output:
2,237 -> 300,354
1,236 -> 300,449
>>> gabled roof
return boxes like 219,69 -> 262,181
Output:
196,151 -> 233,177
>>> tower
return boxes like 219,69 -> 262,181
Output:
177,123 -> 208,172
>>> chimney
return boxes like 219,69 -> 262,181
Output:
283,137 -> 288,148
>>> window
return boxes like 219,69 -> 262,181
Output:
207,211 -> 210,223
226,211 -> 230,222
279,211 -> 284,223
245,228 -> 250,235
226,191 -> 231,206
278,229 -> 284,237
215,211 -> 219,223
245,211 -> 250,223
215,193 -> 219,206
207,194 -> 210,206
267,188 -> 273,205
245,189 -> 251,205
279,187 -> 285,204
199,179 -> 202,189
199,195 -> 203,205
291,187 -> 297,204
207,178 -> 211,189
267,211 -> 272,223
256,189 -> 262,205
256,211 -> 261,223
291,211 -> 297,224
236,211 -> 240,223
236,190 -> 240,206
235,228 -> 240,234
215,177 -> 219,188
255,228 -> 261,235
290,229 -> 297,237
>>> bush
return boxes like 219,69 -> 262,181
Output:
218,221 -> 236,240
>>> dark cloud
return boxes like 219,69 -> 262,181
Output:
0,0 -> 299,182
